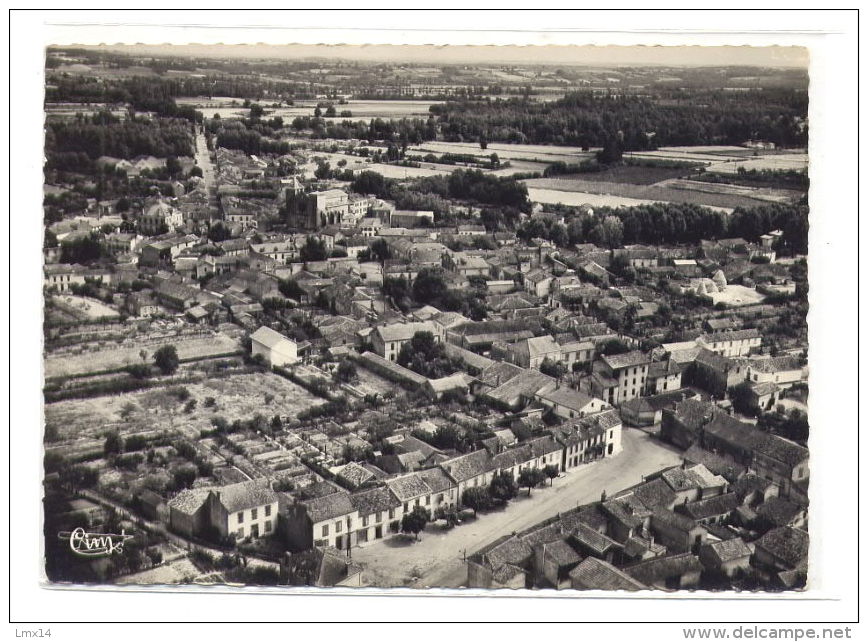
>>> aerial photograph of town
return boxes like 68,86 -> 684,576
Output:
42,43 -> 810,593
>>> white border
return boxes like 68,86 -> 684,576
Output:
6,7 -> 861,633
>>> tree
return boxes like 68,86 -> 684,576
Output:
153,345 -> 180,375
591,215 -> 624,249
543,464 -> 559,486
728,381 -> 756,417
104,430 -> 122,456
300,236 -> 328,262
539,358 -> 567,379
488,471 -> 518,505
518,468 -> 545,496
412,268 -> 447,304
434,505 -> 460,528
401,506 -> 430,540
461,487 -> 492,517
207,222 -> 231,242
334,359 -> 357,383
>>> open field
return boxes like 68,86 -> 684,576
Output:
551,164 -> 694,185
176,97 -> 442,122
44,332 -> 241,378
44,371 -> 328,443
705,284 -> 767,307
706,153 -> 809,174
525,179 -> 747,211
526,187 -> 658,210
660,179 -> 803,204
407,141 -> 596,165
364,163 -> 451,179
50,295 -> 121,321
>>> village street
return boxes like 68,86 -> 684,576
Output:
350,428 -> 682,589
194,129 -> 219,219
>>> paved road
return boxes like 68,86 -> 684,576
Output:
350,428 -> 683,588
194,130 -> 219,220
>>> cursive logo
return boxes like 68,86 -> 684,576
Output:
58,527 -> 134,557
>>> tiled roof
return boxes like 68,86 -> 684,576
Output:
601,350 -> 651,371
569,557 -> 646,591
350,487 -> 399,516
632,479 -> 677,511
216,480 -> 278,513
570,522 -> 620,556
302,491 -> 355,523
416,467 -> 455,494
441,449 -> 493,483
757,497 -> 804,527
386,474 -> 432,501
680,492 -> 741,520
538,539 -> 582,566
651,508 -> 699,533
625,553 -> 703,586
167,488 -> 210,515
749,356 -> 803,374
753,434 -> 808,468
704,537 -> 752,565
754,527 -> 809,569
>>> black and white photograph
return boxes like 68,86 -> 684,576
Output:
7,7 -> 861,632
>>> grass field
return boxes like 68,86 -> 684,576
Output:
44,332 -> 242,378
551,164 -> 693,185
177,97 -> 442,122
44,371 -> 327,443
526,187 -> 658,209
407,141 -> 595,165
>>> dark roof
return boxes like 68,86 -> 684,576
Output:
625,553 -> 703,586
570,522 -> 620,556
651,508 -> 700,533
680,493 -> 741,520
754,527 -> 809,569
753,434 -> 809,468
538,539 -> 583,567
215,480 -> 277,513
757,497 -> 805,527
302,491 -> 355,523
683,444 -> 746,481
569,557 -> 646,591
441,449 -> 493,483
350,487 -> 399,516
386,474 -> 432,502
703,538 -> 752,565
602,350 -> 651,371
632,479 -> 678,511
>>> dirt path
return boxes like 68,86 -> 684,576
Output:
350,428 -> 683,588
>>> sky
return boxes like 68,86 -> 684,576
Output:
66,43 -> 808,68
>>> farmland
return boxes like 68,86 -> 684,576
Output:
44,371 -> 328,443
176,97 -> 443,122
407,141 -> 595,165
44,331 -> 242,378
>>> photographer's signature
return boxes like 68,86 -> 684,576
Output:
58,527 -> 134,557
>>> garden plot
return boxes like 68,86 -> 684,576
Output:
44,372 -> 327,443
44,332 -> 241,378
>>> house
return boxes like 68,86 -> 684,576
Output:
250,326 -> 299,367
697,329 -> 762,358
168,481 -> 278,541
594,351 -> 652,405
466,535 -> 532,589
371,321 -> 442,362
625,553 -> 703,590
524,269 -> 554,298
645,359 -> 683,395
699,538 -> 753,578
534,384 -> 608,420
650,508 -> 706,554
441,449 -> 495,505
569,557 -> 646,591
138,200 -> 184,235
751,526 -> 809,579
281,546 -> 363,587
680,492 -> 741,526
285,491 -> 359,552
746,381 -> 781,413
620,390 -> 694,427
349,486 -> 401,544
386,474 -> 434,517
511,335 -> 561,369
746,356 -> 807,389
691,348 -> 748,397
534,539 -> 583,588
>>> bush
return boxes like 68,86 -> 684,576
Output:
153,345 -> 180,375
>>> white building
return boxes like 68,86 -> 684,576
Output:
250,326 -> 299,367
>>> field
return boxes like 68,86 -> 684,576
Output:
526,187 -> 658,210
552,164 -> 694,185
407,141 -> 596,165
175,97 -> 442,122
705,153 -> 809,174
364,163 -> 451,179
704,284 -> 767,307
44,371 -> 328,443
44,331 -> 242,378
50,295 -> 121,321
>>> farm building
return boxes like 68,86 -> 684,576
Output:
251,326 -> 299,367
